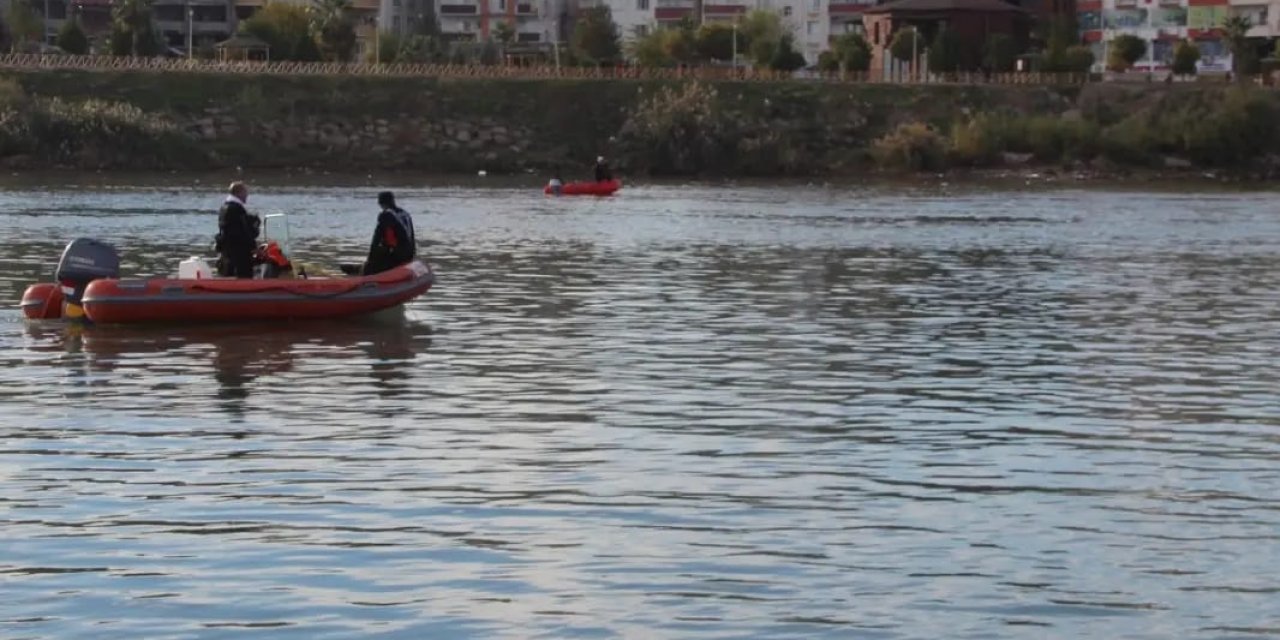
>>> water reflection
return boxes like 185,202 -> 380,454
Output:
22,311 -> 433,422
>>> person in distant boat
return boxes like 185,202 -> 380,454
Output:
362,191 -> 416,276
548,169 -> 563,196
594,156 -> 612,182
215,181 -> 259,279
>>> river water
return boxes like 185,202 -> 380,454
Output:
0,178 -> 1278,639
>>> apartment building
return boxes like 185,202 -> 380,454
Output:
572,0 -> 844,62
6,0 -> 237,53
1077,0 -> 1280,72
433,0 -> 568,44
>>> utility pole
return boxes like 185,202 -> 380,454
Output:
187,4 -> 194,59
44,0 -> 50,45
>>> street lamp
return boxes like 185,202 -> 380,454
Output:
553,16 -> 560,70
911,24 -> 919,82
731,20 -> 737,69
43,0 -> 50,46
187,4 -> 194,59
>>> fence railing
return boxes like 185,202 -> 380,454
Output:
0,53 -> 1090,85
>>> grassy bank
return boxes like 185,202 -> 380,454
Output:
0,69 -> 1276,178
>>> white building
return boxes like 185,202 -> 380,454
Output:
1076,0 -> 1280,73
431,0 -> 569,44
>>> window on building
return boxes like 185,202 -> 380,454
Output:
810,0 -> 819,11
638,0 -> 650,9
806,20 -> 816,35
783,5 -> 792,16
635,24 -> 649,36
499,0 -> 507,10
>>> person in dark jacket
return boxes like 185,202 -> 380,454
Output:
362,191 -> 416,276
215,182 -> 259,279
593,156 -> 612,182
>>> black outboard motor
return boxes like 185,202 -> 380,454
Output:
54,238 -> 120,320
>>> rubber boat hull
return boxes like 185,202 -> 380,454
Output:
545,179 -> 621,196
71,260 -> 434,325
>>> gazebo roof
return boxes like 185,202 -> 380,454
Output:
864,0 -> 1027,14
214,33 -> 271,50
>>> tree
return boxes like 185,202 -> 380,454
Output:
738,9 -> 781,48
1106,34 -> 1146,71
7,0 -> 42,51
889,28 -> 922,62
631,29 -> 668,66
1222,15 -> 1254,77
109,0 -> 163,57
411,4 -> 441,38
1064,45 -> 1094,72
1172,39 -> 1200,76
479,38 -> 499,65
56,16 -> 90,54
740,9 -> 783,66
240,2 -> 319,61
571,5 -> 621,65
768,34 -> 805,71
310,0 -> 357,62
493,20 -> 515,46
399,34 -> 443,62
983,33 -> 1016,72
695,23 -> 742,62
1041,15 -> 1076,72
661,24 -> 698,64
927,27 -> 960,73
370,30 -> 400,63
829,32 -> 871,72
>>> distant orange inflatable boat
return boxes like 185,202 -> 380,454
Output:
545,179 -> 621,196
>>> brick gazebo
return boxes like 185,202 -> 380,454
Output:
863,0 -> 1030,74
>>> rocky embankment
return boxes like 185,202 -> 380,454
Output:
0,69 -> 1276,178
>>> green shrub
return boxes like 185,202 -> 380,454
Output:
928,28 -> 961,73
619,81 -> 736,175
872,122 -> 947,171
1064,45 -> 1095,73
1172,40 -> 1200,76
57,18 -> 90,55
948,113 -> 1006,165
1107,34 -> 1146,71
890,29 -> 923,62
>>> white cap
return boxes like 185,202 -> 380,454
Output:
597,156 -> 605,163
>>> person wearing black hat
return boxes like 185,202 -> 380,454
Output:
361,191 -> 416,276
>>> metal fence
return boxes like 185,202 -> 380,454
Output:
0,53 -> 1089,85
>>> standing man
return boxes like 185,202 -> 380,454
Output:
593,156 -> 612,182
362,191 -> 416,276
216,181 -> 259,279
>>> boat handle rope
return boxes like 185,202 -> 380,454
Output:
185,274 -> 416,300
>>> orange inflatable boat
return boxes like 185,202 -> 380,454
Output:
20,238 -> 434,325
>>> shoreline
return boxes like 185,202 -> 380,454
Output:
0,166 -> 1274,192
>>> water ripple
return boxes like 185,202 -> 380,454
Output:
0,182 -> 1279,638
